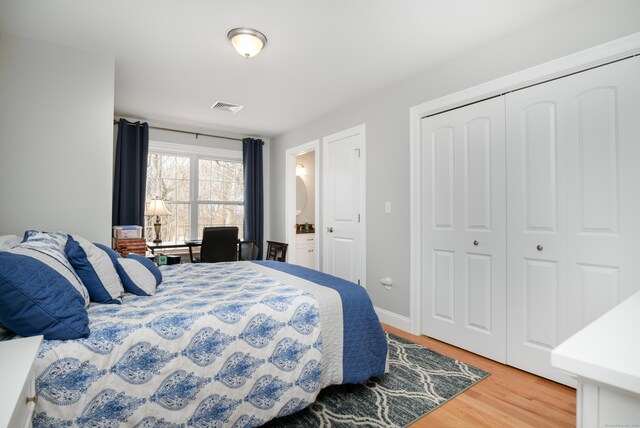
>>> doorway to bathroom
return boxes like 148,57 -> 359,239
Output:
285,140 -> 319,268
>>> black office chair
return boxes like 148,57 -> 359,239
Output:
265,240 -> 288,262
238,240 -> 260,261
199,226 -> 239,263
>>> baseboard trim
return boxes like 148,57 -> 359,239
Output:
375,307 -> 411,332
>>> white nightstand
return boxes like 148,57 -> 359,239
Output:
0,336 -> 43,428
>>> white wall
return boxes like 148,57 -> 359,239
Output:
0,33 -> 115,243
269,0 -> 640,318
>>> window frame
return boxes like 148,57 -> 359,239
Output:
148,141 -> 243,241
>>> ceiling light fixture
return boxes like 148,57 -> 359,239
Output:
227,28 -> 267,58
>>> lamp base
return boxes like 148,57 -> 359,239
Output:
153,220 -> 162,244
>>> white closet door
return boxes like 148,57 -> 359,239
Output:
506,57 -> 640,385
564,58 -> 640,334
421,97 -> 507,363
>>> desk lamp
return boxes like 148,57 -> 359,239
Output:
145,198 -> 170,244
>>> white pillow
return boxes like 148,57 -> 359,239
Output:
0,235 -> 21,251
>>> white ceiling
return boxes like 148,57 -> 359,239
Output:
0,0 -> 591,137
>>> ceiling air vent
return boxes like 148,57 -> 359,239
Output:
210,100 -> 244,113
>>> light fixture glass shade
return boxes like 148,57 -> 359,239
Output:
296,164 -> 307,176
145,198 -> 170,216
227,28 -> 267,58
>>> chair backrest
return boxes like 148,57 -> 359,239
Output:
200,226 -> 239,263
265,240 -> 288,262
239,240 -> 259,261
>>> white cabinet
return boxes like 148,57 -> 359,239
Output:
296,233 -> 316,269
0,335 -> 43,428
420,56 -> 640,385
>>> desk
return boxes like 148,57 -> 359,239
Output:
146,241 -> 201,262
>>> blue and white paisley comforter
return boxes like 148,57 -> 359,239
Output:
32,261 -> 387,427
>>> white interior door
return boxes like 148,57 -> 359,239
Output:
506,56 -> 640,385
323,125 -> 365,285
421,97 -> 507,362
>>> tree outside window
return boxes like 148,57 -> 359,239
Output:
145,150 -> 243,242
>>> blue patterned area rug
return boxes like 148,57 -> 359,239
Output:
264,333 -> 489,428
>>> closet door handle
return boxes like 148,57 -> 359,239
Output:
473,240 -> 479,246
327,227 -> 334,233
537,245 -> 543,251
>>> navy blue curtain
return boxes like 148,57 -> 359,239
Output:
243,138 -> 264,258
112,119 -> 149,228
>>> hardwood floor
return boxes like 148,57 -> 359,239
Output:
382,324 -> 576,428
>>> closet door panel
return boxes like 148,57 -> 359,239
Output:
466,253 -> 492,332
433,250 -> 455,321
565,57 -> 640,335
465,118 -> 492,231
432,127 -> 456,230
422,96 -> 506,363
523,102 -> 559,232
575,88 -> 618,234
506,76 -> 570,385
576,263 -> 619,327
508,56 -> 640,386
524,259 -> 558,349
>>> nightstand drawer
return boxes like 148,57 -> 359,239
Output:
0,336 -> 42,428
8,373 -> 36,428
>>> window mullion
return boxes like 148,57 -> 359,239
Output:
190,154 -> 198,240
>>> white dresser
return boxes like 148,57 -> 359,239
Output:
0,335 -> 42,428
552,291 -> 640,428
296,233 -> 316,269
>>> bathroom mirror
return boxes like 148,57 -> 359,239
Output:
296,176 -> 307,216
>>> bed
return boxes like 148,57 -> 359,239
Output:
31,260 -> 388,427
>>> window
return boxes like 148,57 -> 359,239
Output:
145,143 -> 244,242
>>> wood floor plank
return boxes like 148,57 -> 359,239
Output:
382,324 -> 576,427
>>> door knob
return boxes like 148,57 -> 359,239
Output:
537,245 -> 543,251
473,240 -> 479,246
327,227 -> 334,233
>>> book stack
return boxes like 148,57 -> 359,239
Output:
112,226 -> 145,256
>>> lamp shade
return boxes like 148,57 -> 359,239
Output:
296,164 -> 307,176
227,28 -> 267,58
146,199 -> 170,216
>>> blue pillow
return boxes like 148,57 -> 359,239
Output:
0,250 -> 89,340
66,236 -> 124,304
94,244 -> 161,296
19,234 -> 89,307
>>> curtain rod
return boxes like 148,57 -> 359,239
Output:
113,120 -> 243,142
